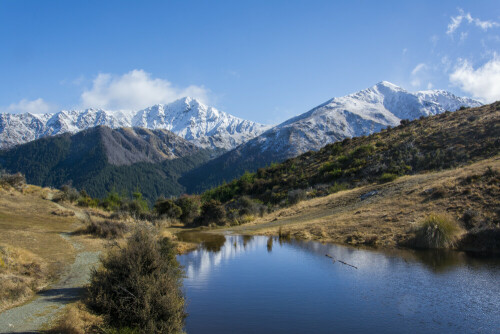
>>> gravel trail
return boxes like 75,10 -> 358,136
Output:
0,215 -> 100,333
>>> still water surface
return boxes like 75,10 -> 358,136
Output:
177,233 -> 500,334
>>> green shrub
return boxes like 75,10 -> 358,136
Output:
118,192 -> 149,218
154,199 -> 182,219
77,191 -> 99,208
328,182 -> 347,194
413,213 -> 461,249
327,168 -> 342,179
350,144 -> 374,158
319,162 -> 337,173
100,191 -> 125,211
287,189 -> 306,205
379,173 -> 398,183
87,227 -> 186,333
236,196 -> 260,216
59,185 -> 80,202
198,199 -> 226,225
175,195 -> 201,223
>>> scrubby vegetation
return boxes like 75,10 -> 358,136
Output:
80,220 -> 129,239
0,171 -> 26,190
87,227 -> 186,333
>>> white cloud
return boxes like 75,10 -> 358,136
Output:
81,69 -> 210,110
427,82 -> 433,89
410,63 -> 428,88
447,9 -> 500,35
449,55 -> 500,103
2,98 -> 53,114
411,63 -> 427,76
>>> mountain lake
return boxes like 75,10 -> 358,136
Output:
177,232 -> 500,334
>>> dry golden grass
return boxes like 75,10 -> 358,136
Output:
0,188 -> 78,274
45,302 -> 103,334
229,156 -> 500,249
0,244 -> 50,312
0,186 -> 82,311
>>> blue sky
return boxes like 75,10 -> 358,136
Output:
1,0 -> 499,124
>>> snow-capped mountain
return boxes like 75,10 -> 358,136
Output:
132,97 -> 269,151
0,98 -> 269,151
246,81 -> 482,158
180,81 -> 483,192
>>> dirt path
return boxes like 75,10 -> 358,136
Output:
0,207 -> 100,333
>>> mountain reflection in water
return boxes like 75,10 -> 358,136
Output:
177,233 -> 500,334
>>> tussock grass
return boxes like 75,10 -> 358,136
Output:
413,213 -> 462,249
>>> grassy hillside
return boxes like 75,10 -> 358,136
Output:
227,157 -> 499,252
0,126 -> 213,203
189,102 -> 499,251
202,103 -> 499,206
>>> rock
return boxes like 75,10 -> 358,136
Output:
360,190 -> 378,200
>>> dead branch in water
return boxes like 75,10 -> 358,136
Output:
325,254 -> 357,269
338,260 -> 358,269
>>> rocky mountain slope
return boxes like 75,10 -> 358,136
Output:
0,126 -> 213,202
181,82 -> 482,192
0,97 -> 269,151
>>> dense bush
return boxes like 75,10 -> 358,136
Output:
77,191 -> 99,208
125,192 -> 150,216
175,195 -> 200,223
287,189 -> 307,205
100,191 -> 125,211
154,199 -> 182,219
87,227 -> 186,333
198,199 -> 226,225
59,185 -> 80,202
236,196 -> 260,216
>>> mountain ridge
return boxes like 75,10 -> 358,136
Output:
0,126 -> 213,202
0,97 -> 269,152
180,82 -> 482,192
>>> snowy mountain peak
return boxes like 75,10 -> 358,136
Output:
374,81 -> 403,91
246,82 -> 483,160
0,98 -> 269,151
